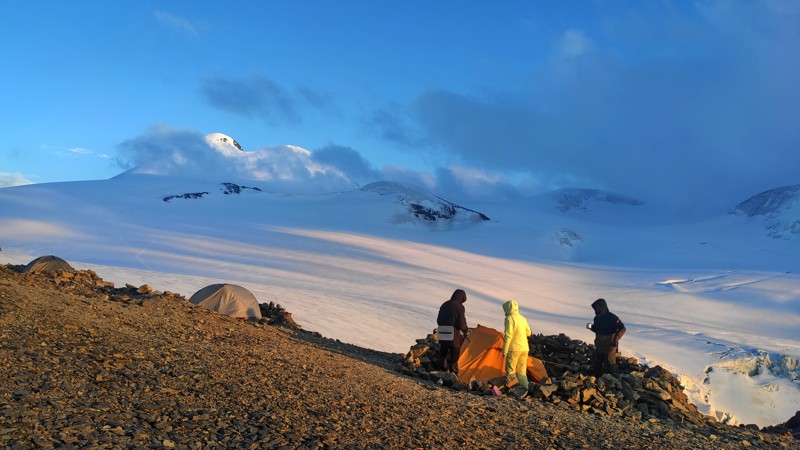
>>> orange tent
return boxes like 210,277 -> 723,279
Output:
457,325 -> 547,383
458,325 -> 506,382
527,355 -> 548,382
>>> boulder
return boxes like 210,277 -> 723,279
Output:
531,384 -> 558,399
509,385 -> 528,399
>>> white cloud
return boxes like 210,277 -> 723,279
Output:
116,125 -> 227,176
311,145 -> 381,186
115,124 -> 554,203
113,125 -> 531,202
558,29 -> 593,58
153,10 -> 200,39
116,126 -> 358,194
432,165 -> 521,203
0,172 -> 33,188
66,147 -> 91,155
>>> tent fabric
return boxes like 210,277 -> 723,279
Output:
188,283 -> 262,319
526,355 -> 548,382
457,325 -> 547,383
24,255 -> 74,273
458,325 -> 506,383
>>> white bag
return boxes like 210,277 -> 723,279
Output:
437,325 -> 455,342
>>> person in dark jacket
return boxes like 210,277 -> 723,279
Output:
436,289 -> 469,376
587,298 -> 626,376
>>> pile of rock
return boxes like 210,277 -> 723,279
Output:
258,301 -> 301,330
398,331 -> 441,375
530,360 -> 710,426
398,330 -> 712,426
763,411 -> 800,440
528,333 -> 711,425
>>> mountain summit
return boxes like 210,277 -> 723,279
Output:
205,132 -> 244,155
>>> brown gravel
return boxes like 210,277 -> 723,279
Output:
0,265 -> 797,449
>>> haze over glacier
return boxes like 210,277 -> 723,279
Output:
1,133 -> 798,428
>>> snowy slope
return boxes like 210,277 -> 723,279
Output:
732,184 -> 800,240
205,132 -> 244,154
1,137 -> 798,427
360,181 -> 489,228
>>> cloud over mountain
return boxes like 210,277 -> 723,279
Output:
113,126 -> 525,200
372,1 -> 800,213
115,126 -> 354,194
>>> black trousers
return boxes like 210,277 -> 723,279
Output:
593,334 -> 617,377
439,341 -> 461,374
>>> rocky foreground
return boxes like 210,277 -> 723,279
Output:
1,265 -> 798,449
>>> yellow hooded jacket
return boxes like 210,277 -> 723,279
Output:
502,300 -> 532,356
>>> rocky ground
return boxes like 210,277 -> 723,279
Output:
1,265 -> 798,449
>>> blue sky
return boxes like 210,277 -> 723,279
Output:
1,1 -> 798,213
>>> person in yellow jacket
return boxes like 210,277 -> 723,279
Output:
502,299 -> 532,389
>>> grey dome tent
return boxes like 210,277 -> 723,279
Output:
188,283 -> 262,319
24,255 -> 74,273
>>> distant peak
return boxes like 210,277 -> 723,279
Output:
205,133 -> 244,154
732,184 -> 800,217
732,184 -> 800,240
361,181 -> 429,196
546,188 -> 644,213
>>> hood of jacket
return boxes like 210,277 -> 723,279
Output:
591,298 -> 609,316
450,289 -> 467,304
502,299 -> 519,316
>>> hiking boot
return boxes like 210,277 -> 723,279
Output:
505,375 -> 518,388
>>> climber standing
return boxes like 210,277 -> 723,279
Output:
587,298 -> 626,376
502,299 -> 532,389
436,289 -> 469,377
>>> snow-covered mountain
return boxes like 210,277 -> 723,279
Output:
205,132 -> 244,155
93,176 -> 490,228
360,181 -> 489,228
732,184 -> 800,240
116,131 -> 356,194
1,134 -> 798,428
162,182 -> 263,202
538,187 -> 645,214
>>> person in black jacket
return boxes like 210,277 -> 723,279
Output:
587,298 -> 626,376
436,289 -> 469,376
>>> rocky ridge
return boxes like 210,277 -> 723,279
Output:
1,265 -> 798,449
361,181 -> 490,226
